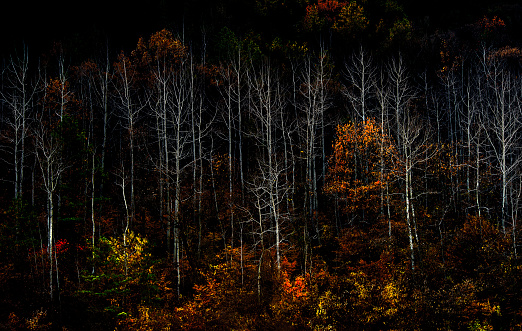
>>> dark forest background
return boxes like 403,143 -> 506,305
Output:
2,0 -> 522,330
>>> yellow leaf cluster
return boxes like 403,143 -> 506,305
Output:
102,231 -> 150,274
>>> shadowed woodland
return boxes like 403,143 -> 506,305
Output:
2,0 -> 522,330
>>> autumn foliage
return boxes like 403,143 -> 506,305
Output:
325,119 -> 394,220
2,15 -> 522,329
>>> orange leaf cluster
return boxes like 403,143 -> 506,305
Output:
304,0 -> 367,34
325,119 -> 395,216
133,29 -> 187,67
480,15 -> 506,32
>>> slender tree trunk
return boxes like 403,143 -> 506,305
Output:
237,52 -> 245,202
476,141 -> 481,217
121,164 -> 130,277
48,193 -> 54,299
405,162 -> 415,270
228,80 -> 235,254
101,59 -> 109,194
91,151 -> 95,274
174,145 -> 181,296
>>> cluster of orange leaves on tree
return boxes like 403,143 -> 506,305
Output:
325,118 -> 396,217
42,76 -> 81,121
304,0 -> 368,36
468,15 -> 507,45
480,15 -> 506,33
133,29 -> 188,68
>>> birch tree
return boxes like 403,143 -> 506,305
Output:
1,46 -> 39,201
297,49 -> 332,246
375,69 -> 393,235
114,52 -> 142,228
481,50 -> 521,234
247,59 -> 288,271
343,46 -> 375,122
388,54 -> 434,270
168,47 -> 192,296
145,32 -> 186,255
34,111 -> 66,300
217,63 -> 239,253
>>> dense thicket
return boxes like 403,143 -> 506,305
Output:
2,1 -> 522,329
